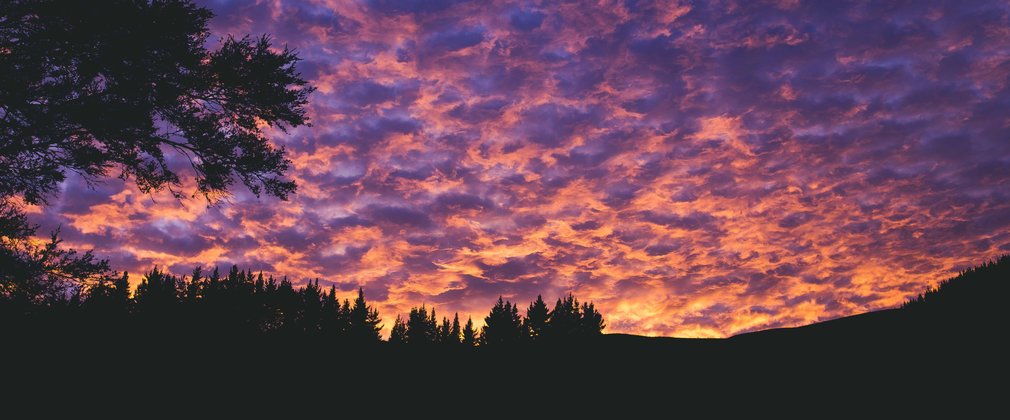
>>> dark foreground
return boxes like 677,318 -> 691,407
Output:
5,306 -> 1005,412
4,257 -> 1008,411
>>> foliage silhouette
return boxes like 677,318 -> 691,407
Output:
0,0 -> 311,205
2,259 -> 617,350
448,313 -> 462,345
349,287 -> 383,342
524,294 -> 549,342
389,315 -> 407,345
406,304 -> 437,345
479,297 -> 524,347
0,0 -> 312,322
462,316 -> 478,347
3,255 -> 1009,373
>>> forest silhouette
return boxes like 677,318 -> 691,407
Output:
0,262 -> 606,347
2,2 -> 1007,405
2,255 -> 1007,346
2,263 -> 607,347
3,0 -> 1002,349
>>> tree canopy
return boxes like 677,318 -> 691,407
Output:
1,0 -> 311,205
0,0 -> 313,305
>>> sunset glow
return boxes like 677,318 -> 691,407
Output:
32,0 -> 1010,337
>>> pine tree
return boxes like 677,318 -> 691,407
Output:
450,313 -> 462,345
84,271 -> 130,318
524,294 -> 549,342
301,279 -> 323,335
389,315 -> 407,345
321,285 -> 344,337
480,296 -> 523,347
276,277 -> 300,334
254,272 -> 265,294
437,316 -> 452,344
184,267 -> 202,303
406,305 -> 437,345
133,267 -> 181,328
348,287 -> 382,342
580,301 -> 606,336
462,316 -> 477,347
547,294 -> 581,341
112,272 -> 130,307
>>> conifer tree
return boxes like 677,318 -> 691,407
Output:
462,316 -> 478,347
301,279 -> 322,335
321,285 -> 344,337
389,315 -> 407,345
184,267 -> 203,303
524,294 -> 550,342
406,305 -> 437,345
580,301 -> 606,336
84,271 -> 130,318
450,313 -> 462,345
437,316 -> 452,344
480,296 -> 523,347
546,294 -> 581,341
348,287 -> 382,342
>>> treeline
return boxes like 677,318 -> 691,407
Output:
902,254 -> 1009,315
388,294 -> 605,347
0,264 -> 605,347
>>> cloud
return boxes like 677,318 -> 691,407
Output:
32,0 -> 1010,338
509,9 -> 545,31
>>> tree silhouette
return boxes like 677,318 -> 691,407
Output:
183,267 -> 203,304
547,294 -> 581,341
462,316 -> 478,347
275,277 -> 300,336
0,0 -> 311,205
389,315 -> 407,345
133,267 -> 182,330
405,305 -> 437,345
348,287 -> 382,342
0,218 -> 111,308
321,285 -> 348,338
540,294 -> 606,340
524,294 -> 549,342
3,257 -> 621,349
580,301 -> 606,336
84,271 -> 130,320
437,316 -> 453,344
480,297 -> 523,347
449,313 -> 462,345
301,279 -> 323,335
0,0 -> 312,313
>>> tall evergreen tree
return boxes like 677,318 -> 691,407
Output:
462,316 -> 478,347
389,315 -> 407,345
301,279 -> 323,335
348,287 -> 382,342
184,267 -> 203,303
449,313 -> 462,345
275,277 -> 300,334
84,271 -> 130,319
480,297 -> 523,347
133,267 -> 182,329
437,316 -> 452,344
580,301 -> 606,336
524,294 -> 550,342
546,294 -> 582,341
320,285 -> 346,337
406,305 -> 437,345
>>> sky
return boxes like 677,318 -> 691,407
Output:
29,0 -> 1010,337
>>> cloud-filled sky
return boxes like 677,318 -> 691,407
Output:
29,0 -> 1010,337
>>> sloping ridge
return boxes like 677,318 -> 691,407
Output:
601,254 -> 1009,348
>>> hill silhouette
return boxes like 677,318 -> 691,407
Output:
4,256 -> 1006,364
2,256 -> 1005,411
